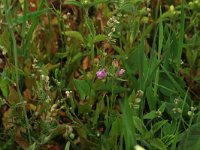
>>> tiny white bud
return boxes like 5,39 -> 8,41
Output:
97,132 -> 100,137
63,14 -> 68,20
135,144 -> 146,150
135,98 -> 141,103
177,108 -> 182,113
188,111 -> 193,116
136,90 -> 144,97
111,27 -> 115,32
44,76 -> 49,82
191,106 -> 197,111
34,111 -> 39,116
69,133 -> 75,139
170,5 -> 175,11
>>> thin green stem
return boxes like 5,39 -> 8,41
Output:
21,0 -> 27,61
111,77 -> 114,109
3,0 -> 32,144
171,89 -> 188,150
154,7 -> 163,97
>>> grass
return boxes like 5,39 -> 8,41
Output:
0,0 -> 200,150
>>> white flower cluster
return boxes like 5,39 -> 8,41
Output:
107,15 -> 120,43
65,90 -> 72,100
130,90 -> 144,109
63,125 -> 75,139
169,5 -> 180,15
0,4 -> 4,15
0,45 -> 7,55
188,106 -> 197,117
62,12 -> 71,20
189,0 -> 200,7
172,107 -> 182,114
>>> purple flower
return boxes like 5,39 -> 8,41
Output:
96,69 -> 107,79
118,69 -> 125,77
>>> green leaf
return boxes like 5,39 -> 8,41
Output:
93,34 -> 107,43
151,120 -> 168,135
148,138 -> 166,150
92,99 -> 105,125
28,143 -> 36,150
154,7 -> 163,97
108,117 -> 123,147
92,0 -> 109,6
64,142 -> 70,150
0,78 -> 9,97
159,75 -> 177,96
77,127 -> 87,139
95,81 -> 128,93
63,31 -> 84,43
122,99 -> 136,149
177,1 -> 185,67
64,1 -> 83,7
158,102 -> 166,113
7,86 -> 20,105
85,18 -> 96,36
74,79 -> 91,100
112,45 -> 127,57
109,117 -> 122,137
43,125 -> 66,144
0,29 -> 10,52
143,111 -> 157,120
133,116 -> 148,135
78,103 -> 92,115
162,135 -> 175,146
55,52 -> 70,59
13,9 -> 50,24
71,52 -> 84,64
178,124 -> 200,150
194,138 -> 200,150
186,49 -> 198,67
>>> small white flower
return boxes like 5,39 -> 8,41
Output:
177,108 -> 182,113
135,98 -> 141,103
69,133 -> 75,139
170,5 -> 175,11
65,90 -> 72,99
41,74 -> 45,80
34,111 -> 39,116
30,2 -> 36,8
191,106 -> 197,111
63,14 -> 68,20
45,76 -> 49,82
135,144 -> 146,150
188,111 -> 193,116
33,58 -> 38,63
136,90 -> 144,97
2,50 -> 7,55
111,27 -> 116,32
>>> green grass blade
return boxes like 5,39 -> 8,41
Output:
154,7 -> 163,97
177,1 -> 185,68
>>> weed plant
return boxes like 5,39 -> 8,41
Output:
0,0 -> 200,150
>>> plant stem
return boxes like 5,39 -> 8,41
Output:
3,0 -> 32,144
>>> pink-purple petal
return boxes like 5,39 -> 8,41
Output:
118,69 -> 125,77
96,69 -> 107,79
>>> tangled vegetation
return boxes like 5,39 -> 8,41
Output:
0,0 -> 200,150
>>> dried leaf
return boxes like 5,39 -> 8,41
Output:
23,89 -> 32,101
7,86 -> 20,105
15,128 -> 29,150
82,56 -> 90,70
2,108 -> 13,129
